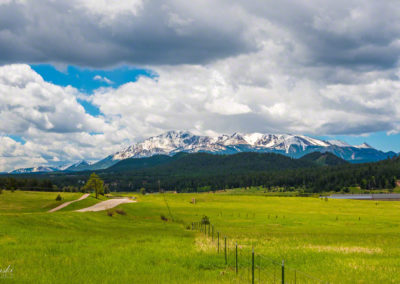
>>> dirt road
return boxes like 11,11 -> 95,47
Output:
76,198 -> 135,212
48,193 -> 90,212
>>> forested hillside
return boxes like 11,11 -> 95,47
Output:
1,152 -> 398,193
299,152 -> 349,166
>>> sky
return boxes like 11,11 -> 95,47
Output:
1,0 -> 400,171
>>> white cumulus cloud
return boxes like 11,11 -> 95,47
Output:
1,1 -> 400,170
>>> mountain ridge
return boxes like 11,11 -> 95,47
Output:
9,130 -> 397,173
99,130 -> 395,166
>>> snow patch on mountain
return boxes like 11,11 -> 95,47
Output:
110,131 -> 348,161
10,166 -> 58,174
355,143 -> 373,149
328,140 -> 351,147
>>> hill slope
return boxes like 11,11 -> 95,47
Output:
299,152 -> 348,166
106,152 -> 316,175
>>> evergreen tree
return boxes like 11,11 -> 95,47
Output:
83,173 -> 104,199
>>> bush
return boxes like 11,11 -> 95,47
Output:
201,215 -> 210,225
140,187 -> 146,195
55,194 -> 62,201
160,214 -> 168,221
107,210 -> 115,217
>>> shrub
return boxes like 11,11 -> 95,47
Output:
115,209 -> 126,215
201,215 -> 210,225
140,187 -> 146,195
160,214 -> 168,221
55,194 -> 62,201
107,210 -> 115,217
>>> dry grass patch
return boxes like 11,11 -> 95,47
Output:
304,244 -> 382,254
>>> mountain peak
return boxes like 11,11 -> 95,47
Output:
162,130 -> 194,138
355,142 -> 374,149
64,160 -> 92,172
77,160 -> 90,166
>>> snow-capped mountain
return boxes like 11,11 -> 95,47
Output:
112,131 -> 224,160
94,130 -> 396,168
354,143 -> 373,149
64,160 -> 92,172
9,160 -> 92,174
8,131 -> 397,173
327,140 -> 351,147
110,131 -> 331,161
10,166 -> 59,174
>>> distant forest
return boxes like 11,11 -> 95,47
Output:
0,152 -> 399,193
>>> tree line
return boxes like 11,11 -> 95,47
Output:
1,153 -> 399,193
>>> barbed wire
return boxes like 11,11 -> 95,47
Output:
191,219 -> 329,283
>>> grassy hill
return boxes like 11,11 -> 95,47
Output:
0,190 -> 83,213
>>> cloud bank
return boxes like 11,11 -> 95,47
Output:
1,0 -> 400,171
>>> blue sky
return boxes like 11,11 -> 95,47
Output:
31,64 -> 155,117
31,64 -> 155,94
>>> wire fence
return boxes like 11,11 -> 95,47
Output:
191,221 -> 329,284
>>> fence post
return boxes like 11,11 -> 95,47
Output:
224,236 -> 227,265
235,242 -> 238,275
217,232 -> 220,253
282,260 -> 285,284
252,248 -> 254,284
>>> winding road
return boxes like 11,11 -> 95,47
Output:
48,193 -> 90,212
76,198 -> 135,212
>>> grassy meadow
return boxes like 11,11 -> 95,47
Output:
1,189 -> 400,283
0,190 -> 83,213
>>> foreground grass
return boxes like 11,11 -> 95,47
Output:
1,191 -> 400,283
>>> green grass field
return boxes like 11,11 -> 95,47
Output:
0,190 -> 83,213
57,194 -> 107,212
1,190 -> 400,283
